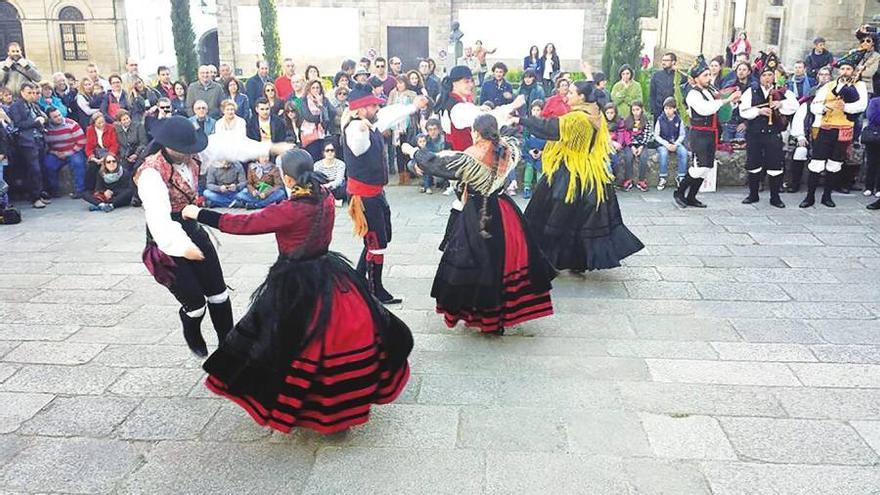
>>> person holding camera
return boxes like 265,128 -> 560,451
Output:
1,42 -> 40,92
9,81 -> 49,208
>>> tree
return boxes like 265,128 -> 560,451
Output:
259,0 -> 282,77
170,0 -> 198,84
602,0 -> 643,83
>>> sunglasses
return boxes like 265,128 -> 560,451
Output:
105,159 -> 117,163
159,106 -> 171,110
266,89 -> 276,92
324,149 -> 335,153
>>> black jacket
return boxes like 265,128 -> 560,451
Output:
247,115 -> 287,143
649,69 -> 676,119
8,99 -> 45,148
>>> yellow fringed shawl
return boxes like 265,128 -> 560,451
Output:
541,105 -> 614,205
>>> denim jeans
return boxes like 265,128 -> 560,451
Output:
44,150 -> 87,195
235,188 -> 287,208
721,121 -> 746,142
203,189 -> 239,207
657,144 -> 689,178
622,146 -> 650,181
0,158 -> 7,206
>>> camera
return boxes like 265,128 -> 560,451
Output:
866,25 -> 879,34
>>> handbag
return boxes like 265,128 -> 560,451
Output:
861,125 -> 880,145
300,121 -> 323,147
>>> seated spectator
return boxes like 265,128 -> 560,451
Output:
420,118 -> 448,194
480,62 -> 514,107
518,69 -> 545,117
280,100 -> 301,144
189,100 -> 217,136
52,72 -> 77,117
604,103 -> 630,186
593,72 -> 610,109
0,108 -> 10,208
214,99 -> 247,138
144,97 -> 173,140
114,109 -> 146,172
171,81 -> 187,116
247,97 -> 286,143
314,143 -> 346,206
75,78 -> 101,130
0,86 -> 13,111
100,74 -> 129,123
542,77 -> 571,118
301,79 -> 335,160
85,112 -> 119,192
236,154 -> 286,209
262,81 -> 283,117
654,97 -> 689,191
37,82 -> 66,117
84,153 -> 132,212
128,76 -> 160,123
522,101 -> 546,199
225,77 -> 251,123
43,106 -> 87,198
623,101 -> 653,192
203,159 -> 247,207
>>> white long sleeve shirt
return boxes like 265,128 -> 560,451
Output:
445,101 -> 518,133
810,80 -> 868,127
345,103 -> 419,157
686,87 -> 726,118
738,86 -> 798,121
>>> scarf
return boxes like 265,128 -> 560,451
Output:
102,169 -> 122,184
541,104 -> 614,205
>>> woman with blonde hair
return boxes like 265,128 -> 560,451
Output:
214,99 -> 247,138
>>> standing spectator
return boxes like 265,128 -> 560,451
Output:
43,106 -> 87,199
517,69 -> 545,116
480,62 -> 514,107
170,81 -> 187,116
236,154 -> 286,209
333,71 -> 351,91
473,41 -> 497,86
387,75 -> 418,184
855,29 -> 880,96
458,47 -> 480,80
420,118 -> 447,194
720,61 -> 753,147
0,87 -> 12,110
217,63 -> 234,86
654,97 -> 689,191
523,45 -> 541,72
120,57 -> 140,89
539,43 -> 561,95
300,79 -> 335,161
372,57 -> 393,95
289,74 -> 307,110
305,65 -> 321,82
84,112 -> 118,192
37,82 -> 66,117
624,101 -> 653,192
709,56 -> 724,90
186,66 -> 224,118
100,74 -> 130,123
315,143 -> 347,206
214,99 -> 247,138
246,61 -> 271,111
247,98 -> 285,143
86,63 -> 110,91
864,95 -> 880,203
353,66 -> 369,85
593,72 -> 611,109
728,31 -> 752,61
84,154 -> 133,212
359,56 -> 372,72
649,52 -> 677,123
128,76 -> 160,123
113,109 -> 147,173
327,86 -> 348,149
262,81 -> 283,116
0,108 -> 9,209
341,59 -> 357,76
155,66 -> 175,99
786,61 -> 813,99
203,159 -> 247,208
805,37 -> 833,82
8,82 -> 49,208
521,100 -> 545,199
75,78 -> 101,130
52,72 -> 77,118
280,100 -> 301,145
611,64 -> 642,119
1,42 -> 40,92
542,77 -> 571,118
274,58 -> 297,101
188,100 -> 216,136
224,77 -> 251,123
418,59 -> 440,100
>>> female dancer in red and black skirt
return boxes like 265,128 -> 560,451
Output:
181,149 -> 413,434
402,114 -> 556,334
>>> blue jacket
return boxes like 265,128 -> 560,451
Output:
8,99 -> 46,148
232,93 -> 252,123
867,96 -> 880,128
189,115 -> 216,136
786,76 -> 812,99
523,56 -> 542,73
480,78 -> 514,107
245,75 -> 268,110
38,95 -> 67,117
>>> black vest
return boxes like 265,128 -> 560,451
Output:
747,87 -> 786,135
688,88 -> 715,128
343,118 -> 387,186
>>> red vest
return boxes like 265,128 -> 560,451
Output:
135,152 -> 200,212
447,93 -> 474,151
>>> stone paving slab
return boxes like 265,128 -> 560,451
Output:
2,188 -> 880,493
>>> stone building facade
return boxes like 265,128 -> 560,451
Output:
657,0 -> 880,68
215,0 -> 608,77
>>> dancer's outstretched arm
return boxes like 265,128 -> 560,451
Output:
182,201 -> 296,236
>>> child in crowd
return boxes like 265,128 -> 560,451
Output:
422,118 -> 447,194
84,154 -> 132,212
522,100 -> 546,199
604,103 -> 631,187
653,97 -> 689,191
204,160 -> 247,208
408,134 -> 433,192
624,101 -> 654,192
314,142 -> 347,207
236,154 -> 287,209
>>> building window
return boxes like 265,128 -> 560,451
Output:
770,0 -> 783,5
59,6 -> 88,61
765,17 -> 781,45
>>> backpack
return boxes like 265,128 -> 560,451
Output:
0,207 -> 21,225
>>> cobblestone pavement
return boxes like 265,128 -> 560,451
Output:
1,186 -> 880,494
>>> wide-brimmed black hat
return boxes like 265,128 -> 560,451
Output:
151,116 -> 209,154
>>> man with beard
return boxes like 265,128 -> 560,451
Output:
649,52 -> 677,124
343,84 -> 427,304
1,43 -> 40,92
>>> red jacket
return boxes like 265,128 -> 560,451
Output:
542,94 -> 570,118
85,123 -> 119,158
274,75 -> 294,102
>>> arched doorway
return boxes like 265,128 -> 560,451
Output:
0,2 -> 23,56
198,29 -> 219,68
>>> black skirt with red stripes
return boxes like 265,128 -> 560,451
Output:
203,252 -> 413,434
432,193 -> 556,333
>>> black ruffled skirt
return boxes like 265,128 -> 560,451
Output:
203,252 -> 413,434
524,168 -> 644,272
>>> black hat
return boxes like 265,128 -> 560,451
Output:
448,65 -> 473,83
689,55 -> 710,78
151,116 -> 208,154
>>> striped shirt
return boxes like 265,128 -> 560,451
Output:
44,118 -> 86,155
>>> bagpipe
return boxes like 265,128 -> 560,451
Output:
674,67 -> 736,123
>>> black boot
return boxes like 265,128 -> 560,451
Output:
787,160 -> 805,192
179,307 -> 208,357
799,172 -> 819,208
742,172 -> 760,204
822,172 -> 836,207
370,263 -> 402,304
868,198 -> 880,210
673,176 -> 690,208
686,177 -> 707,208
768,174 -> 785,208
207,298 -> 233,345
356,247 -> 367,277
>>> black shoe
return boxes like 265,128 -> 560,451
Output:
379,294 -> 403,305
673,191 -> 688,208
787,186 -> 800,193
686,198 -> 707,208
835,187 -> 851,195
799,197 -> 815,208
821,197 -> 836,208
245,202 -> 257,210
742,195 -> 759,204
130,197 -> 142,207
770,198 -> 786,208
867,199 -> 880,210
179,308 -> 208,357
